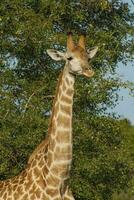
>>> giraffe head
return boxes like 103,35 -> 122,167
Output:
47,33 -> 98,78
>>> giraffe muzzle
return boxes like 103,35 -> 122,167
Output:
82,69 -> 95,77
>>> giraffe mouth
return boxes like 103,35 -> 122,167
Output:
82,70 -> 95,77
69,69 -> 82,76
69,68 -> 94,77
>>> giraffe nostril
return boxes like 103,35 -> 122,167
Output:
84,67 -> 89,71
67,57 -> 73,61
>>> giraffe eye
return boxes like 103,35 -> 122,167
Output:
67,57 -> 73,61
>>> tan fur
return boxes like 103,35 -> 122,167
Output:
72,46 -> 88,60
78,35 -> 86,49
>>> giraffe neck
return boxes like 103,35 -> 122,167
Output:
47,66 -> 75,180
0,67 -> 76,200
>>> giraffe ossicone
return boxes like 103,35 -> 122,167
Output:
0,33 -> 98,200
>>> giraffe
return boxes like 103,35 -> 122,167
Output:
0,33 -> 98,200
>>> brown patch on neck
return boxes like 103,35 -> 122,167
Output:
46,174 -> 60,187
65,77 -> 70,85
46,188 -> 59,197
60,95 -> 72,104
60,103 -> 72,115
66,88 -> 74,96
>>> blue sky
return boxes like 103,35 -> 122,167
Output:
114,63 -> 134,124
113,0 -> 134,124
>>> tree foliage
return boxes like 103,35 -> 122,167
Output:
113,120 -> 134,200
0,0 -> 134,200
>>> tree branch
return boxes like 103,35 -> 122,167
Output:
9,153 -> 22,169
43,95 -> 55,99
131,0 -> 134,5
22,93 -> 54,119
3,109 -> 10,120
23,92 -> 35,114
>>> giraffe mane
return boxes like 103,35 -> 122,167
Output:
28,71 -> 64,164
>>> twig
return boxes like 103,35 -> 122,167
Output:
9,153 -> 22,169
23,92 -> 35,114
43,95 -> 55,99
131,0 -> 134,5
22,93 -> 54,119
21,92 -> 35,119
3,109 -> 10,120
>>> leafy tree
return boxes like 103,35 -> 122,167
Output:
112,120 -> 134,200
0,0 -> 134,199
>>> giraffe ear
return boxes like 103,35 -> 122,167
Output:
87,47 -> 98,59
47,49 -> 65,61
